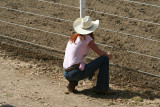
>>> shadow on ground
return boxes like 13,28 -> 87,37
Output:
0,105 -> 16,107
76,87 -> 160,100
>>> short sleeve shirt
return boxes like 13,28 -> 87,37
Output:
63,35 -> 93,69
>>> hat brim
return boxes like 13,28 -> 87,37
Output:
73,18 -> 99,35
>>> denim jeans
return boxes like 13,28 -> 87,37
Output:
63,55 -> 109,92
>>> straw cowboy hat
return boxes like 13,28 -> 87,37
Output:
73,16 -> 99,35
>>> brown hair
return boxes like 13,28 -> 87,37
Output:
69,33 -> 94,43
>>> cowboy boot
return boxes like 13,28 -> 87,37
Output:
67,82 -> 76,93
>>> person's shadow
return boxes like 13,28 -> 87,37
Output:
76,87 -> 160,100
0,104 -> 16,107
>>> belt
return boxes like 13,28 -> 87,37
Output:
64,64 -> 80,72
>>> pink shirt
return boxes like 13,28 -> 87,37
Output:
63,35 -> 93,69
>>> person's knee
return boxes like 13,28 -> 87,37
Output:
100,55 -> 109,63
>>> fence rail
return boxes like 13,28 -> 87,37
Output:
0,0 -> 159,78
0,19 -> 159,60
0,6 -> 160,43
38,0 -> 160,26
120,0 -> 160,8
0,34 -> 160,78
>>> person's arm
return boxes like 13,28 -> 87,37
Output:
88,40 -> 112,60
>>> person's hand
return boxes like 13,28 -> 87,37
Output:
79,62 -> 85,71
107,52 -> 112,60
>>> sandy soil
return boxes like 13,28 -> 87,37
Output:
0,0 -> 160,91
0,0 -> 160,106
0,44 -> 160,107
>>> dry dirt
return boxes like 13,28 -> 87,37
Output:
0,44 -> 160,107
0,0 -> 160,107
0,0 -> 160,91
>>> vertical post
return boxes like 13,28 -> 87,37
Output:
80,0 -> 86,18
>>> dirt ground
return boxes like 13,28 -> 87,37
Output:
0,44 -> 160,107
0,0 -> 160,107
0,0 -> 160,91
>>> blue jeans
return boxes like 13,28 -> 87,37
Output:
63,55 -> 109,92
